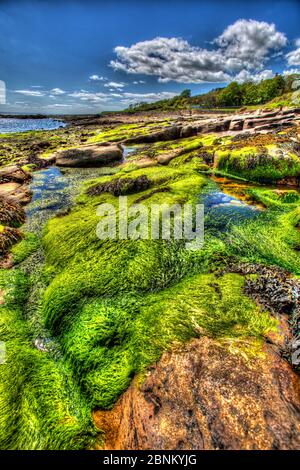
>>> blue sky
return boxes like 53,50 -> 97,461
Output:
0,0 -> 299,114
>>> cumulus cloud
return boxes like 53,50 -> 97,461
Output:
286,47 -> 300,66
110,19 -> 287,84
14,89 -> 45,97
283,68 -> 300,76
234,69 -> 274,83
50,87 -> 65,95
104,81 -> 126,90
89,74 -> 106,81
110,37 -> 230,83
215,19 -> 287,70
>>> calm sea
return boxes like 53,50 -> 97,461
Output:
0,118 -> 65,133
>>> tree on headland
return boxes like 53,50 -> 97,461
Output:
124,74 -> 300,113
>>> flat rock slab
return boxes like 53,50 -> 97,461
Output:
94,336 -> 300,450
55,144 -> 123,167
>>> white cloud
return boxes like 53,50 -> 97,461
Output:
68,91 -> 110,102
283,68 -> 300,76
216,19 -> 287,70
50,87 -> 65,95
122,91 -> 176,100
120,91 -> 177,105
111,37 -> 230,83
104,81 -> 126,89
133,80 -> 146,84
67,89 -> 176,106
46,103 -> 72,108
234,69 -> 274,83
286,47 -> 300,66
110,20 -> 287,84
89,74 -> 106,81
14,89 -> 45,97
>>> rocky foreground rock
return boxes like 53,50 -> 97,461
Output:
94,337 -> 300,450
55,143 -> 123,167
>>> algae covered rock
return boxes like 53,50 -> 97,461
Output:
87,175 -> 151,197
55,143 -> 123,167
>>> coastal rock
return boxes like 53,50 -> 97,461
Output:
55,144 -> 123,167
197,119 -> 231,134
87,175 -> 151,197
180,125 -> 198,138
94,337 -> 300,450
0,165 -> 31,184
124,126 -> 182,144
0,183 -> 32,205
229,119 -> 244,131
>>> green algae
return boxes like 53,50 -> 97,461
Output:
1,117 -> 300,450
216,147 -> 300,183
0,268 -> 97,450
39,160 -> 278,412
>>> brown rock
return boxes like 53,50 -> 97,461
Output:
55,144 -> 123,167
229,120 -> 244,131
0,165 -> 31,184
125,126 -> 182,144
0,183 -> 32,205
94,337 -> 300,450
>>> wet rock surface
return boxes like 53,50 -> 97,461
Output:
94,337 -> 300,450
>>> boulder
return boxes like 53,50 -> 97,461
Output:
180,125 -> 198,139
0,165 -> 31,184
55,144 -> 123,167
0,183 -> 32,205
229,119 -> 244,131
124,126 -> 182,144
197,119 -> 230,134
94,336 -> 300,450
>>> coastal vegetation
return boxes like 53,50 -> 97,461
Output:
124,73 -> 299,112
0,92 -> 300,449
